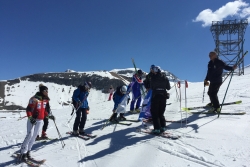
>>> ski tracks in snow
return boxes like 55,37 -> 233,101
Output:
66,123 -> 87,167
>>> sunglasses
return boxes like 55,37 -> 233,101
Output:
43,90 -> 48,93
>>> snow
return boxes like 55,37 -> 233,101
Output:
0,68 -> 250,167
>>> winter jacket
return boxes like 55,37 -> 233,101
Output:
143,72 -> 153,89
205,58 -> 233,83
72,88 -> 89,109
150,72 -> 170,98
113,86 -> 128,111
127,74 -> 143,96
26,92 -> 50,120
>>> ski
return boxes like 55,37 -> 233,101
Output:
66,132 -> 90,140
36,137 -> 58,141
190,111 -> 246,115
111,121 -> 132,126
82,133 -> 97,138
119,119 -> 140,123
142,119 -> 189,123
135,128 -> 180,140
182,100 -> 242,111
14,153 -> 46,164
12,154 -> 42,167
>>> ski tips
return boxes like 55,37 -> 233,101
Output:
235,100 -> 242,104
181,107 -> 190,112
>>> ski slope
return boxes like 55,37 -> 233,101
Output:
0,67 -> 250,167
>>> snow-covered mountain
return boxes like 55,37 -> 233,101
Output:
0,68 -> 179,110
0,66 -> 249,167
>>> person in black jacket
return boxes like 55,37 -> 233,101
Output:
204,51 -> 236,113
150,66 -> 170,135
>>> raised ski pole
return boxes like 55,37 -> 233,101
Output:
219,50 -> 248,118
177,81 -> 182,127
185,80 -> 188,127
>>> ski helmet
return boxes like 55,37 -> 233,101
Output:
120,85 -> 127,94
150,64 -> 155,70
84,81 -> 92,89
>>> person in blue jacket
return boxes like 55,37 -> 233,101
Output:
72,81 -> 92,135
110,85 -> 130,122
128,69 -> 143,113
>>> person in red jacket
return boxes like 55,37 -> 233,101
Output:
20,85 -> 54,161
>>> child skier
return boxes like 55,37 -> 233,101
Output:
110,85 -> 130,122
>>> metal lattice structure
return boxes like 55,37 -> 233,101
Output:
210,19 -> 248,75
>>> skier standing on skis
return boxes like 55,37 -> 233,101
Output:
150,66 -> 170,135
204,51 -> 236,113
36,84 -> 54,140
128,69 -> 143,113
72,82 -> 92,135
20,85 -> 54,160
110,85 -> 130,122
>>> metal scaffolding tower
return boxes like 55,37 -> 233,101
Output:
210,19 -> 248,75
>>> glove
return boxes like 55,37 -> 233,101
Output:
86,107 -> 90,110
112,109 -> 116,113
48,115 -> 55,121
204,80 -> 209,86
29,116 -> 36,125
127,98 -> 130,105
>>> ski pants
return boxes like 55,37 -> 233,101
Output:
21,119 -> 44,154
73,108 -> 87,131
150,94 -> 167,130
208,82 -> 221,109
130,91 -> 142,110
42,117 -> 49,132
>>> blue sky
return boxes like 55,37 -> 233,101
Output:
0,0 -> 250,82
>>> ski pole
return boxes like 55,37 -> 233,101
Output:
53,119 -> 65,148
177,81 -> 182,127
221,50 -> 248,85
185,80 -> 188,127
202,86 -> 205,103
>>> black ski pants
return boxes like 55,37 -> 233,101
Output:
73,108 -> 87,131
42,117 -> 49,132
150,94 -> 167,130
208,82 -> 221,109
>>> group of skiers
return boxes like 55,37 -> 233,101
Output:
19,50 -> 237,161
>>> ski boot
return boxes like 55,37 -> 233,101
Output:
72,130 -> 79,136
160,126 -> 167,133
206,103 -> 213,107
79,129 -> 85,135
26,151 -> 31,159
135,108 -> 140,113
41,131 -> 49,139
207,107 -> 216,113
151,129 -> 161,135
118,114 -> 126,121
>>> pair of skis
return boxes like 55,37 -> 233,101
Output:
12,153 -> 46,167
182,100 -> 245,115
66,131 -> 97,140
136,128 -> 180,140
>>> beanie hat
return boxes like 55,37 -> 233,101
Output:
39,86 -> 48,93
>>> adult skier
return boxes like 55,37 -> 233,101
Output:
150,66 -> 170,134
20,85 -> 54,160
36,84 -> 53,140
128,69 -> 143,113
110,85 -> 130,122
204,51 -> 236,113
72,82 -> 92,135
